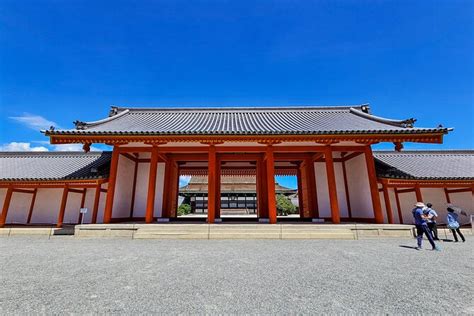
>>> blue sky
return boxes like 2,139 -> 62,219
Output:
1,1 -> 473,188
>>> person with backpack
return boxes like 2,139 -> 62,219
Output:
412,202 -> 440,251
424,203 -> 439,240
447,207 -> 466,242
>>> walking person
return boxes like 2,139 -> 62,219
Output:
447,207 -> 466,242
413,202 -> 440,251
424,203 -> 439,240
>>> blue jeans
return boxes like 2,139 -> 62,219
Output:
416,224 -> 436,249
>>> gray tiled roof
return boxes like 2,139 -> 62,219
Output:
45,105 -> 448,136
374,151 -> 474,180
0,152 -> 111,181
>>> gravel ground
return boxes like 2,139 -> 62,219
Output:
0,236 -> 473,315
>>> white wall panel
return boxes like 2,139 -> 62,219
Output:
345,154 -> 373,218
6,192 -> 31,224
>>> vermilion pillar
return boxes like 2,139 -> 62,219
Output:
57,186 -> 69,228
305,157 -> 319,218
257,157 -> 268,219
394,187 -> 404,224
324,146 -> 340,224
215,157 -> 221,219
207,145 -> 217,223
92,184 -> 101,224
364,146 -> 384,224
26,188 -> 38,224
382,181 -> 394,224
296,166 -> 304,218
161,158 -> 172,218
0,187 -> 13,228
265,146 -> 277,224
103,146 -> 120,223
415,184 -> 423,202
145,146 -> 159,223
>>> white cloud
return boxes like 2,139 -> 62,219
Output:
9,113 -> 61,130
0,142 -> 102,152
0,142 -> 49,152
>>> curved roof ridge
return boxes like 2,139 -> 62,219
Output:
373,150 -> 474,154
0,151 -> 111,156
114,104 -> 367,112
350,107 -> 416,128
73,108 -> 130,130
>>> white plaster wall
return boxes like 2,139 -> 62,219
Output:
133,162 -> 149,217
154,163 -> 166,217
450,191 -> 473,213
76,186 -> 108,224
30,189 -> 63,224
334,163 -> 349,218
345,154 -> 373,218
449,191 -> 473,225
397,191 -> 417,224
112,155 -> 135,219
5,192 -> 31,224
385,188 -> 473,226
313,161 -> 348,218
62,191 -> 83,224
132,162 -> 165,218
314,162 -> 330,218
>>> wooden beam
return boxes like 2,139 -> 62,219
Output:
445,188 -> 472,194
11,188 -> 36,194
140,145 -> 369,154
396,188 -> 416,194
444,187 -> 451,204
207,145 -> 217,223
341,159 -> 352,218
324,146 -> 340,224
121,152 -> 137,162
26,188 -> 38,224
266,146 -> 277,224
342,151 -> 363,162
394,188 -> 404,224
56,186 -> 69,228
117,146 -> 153,153
0,187 -> 13,227
382,182 -> 394,224
415,184 -> 423,202
145,146 -> 159,223
0,183 -> 102,189
103,146 -> 120,223
364,146 -> 384,224
92,184 -> 101,224
129,159 -> 139,218
68,188 -> 85,194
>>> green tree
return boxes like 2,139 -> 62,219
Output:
276,194 -> 297,216
178,203 -> 191,216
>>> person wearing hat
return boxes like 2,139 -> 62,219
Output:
412,202 -> 440,251
424,203 -> 439,240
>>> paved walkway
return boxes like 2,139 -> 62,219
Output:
0,237 -> 473,314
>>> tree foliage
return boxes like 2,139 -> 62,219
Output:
276,194 -> 297,216
178,203 -> 191,216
